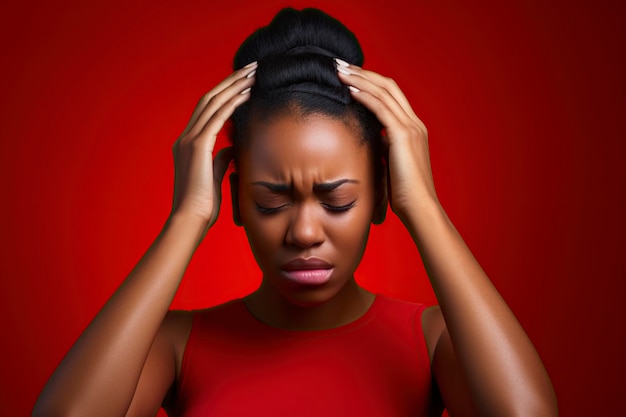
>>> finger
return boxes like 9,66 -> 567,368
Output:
337,69 -> 408,133
337,64 -> 418,120
190,63 -> 256,122
209,146 -> 235,226
337,68 -> 408,123
196,87 -> 252,154
336,63 -> 425,129
213,146 -> 235,187
206,62 -> 258,103
186,71 -> 255,140
180,63 -> 257,137
358,69 -> 422,125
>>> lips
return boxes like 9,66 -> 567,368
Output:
282,257 -> 333,270
281,257 -> 334,285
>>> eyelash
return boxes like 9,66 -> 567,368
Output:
323,200 -> 357,213
255,204 -> 286,214
255,200 -> 356,215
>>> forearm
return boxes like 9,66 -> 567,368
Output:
401,199 -> 557,416
33,212 -> 207,417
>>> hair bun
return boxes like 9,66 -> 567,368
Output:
234,8 -> 363,69
230,7 -> 381,161
234,8 -> 363,105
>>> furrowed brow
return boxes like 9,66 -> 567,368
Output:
313,179 -> 359,192
252,182 -> 290,192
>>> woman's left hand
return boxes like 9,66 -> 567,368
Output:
335,60 -> 438,221
338,60 -> 559,417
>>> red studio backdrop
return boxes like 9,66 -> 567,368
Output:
0,0 -> 624,416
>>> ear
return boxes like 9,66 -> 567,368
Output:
372,169 -> 388,225
229,172 -> 243,226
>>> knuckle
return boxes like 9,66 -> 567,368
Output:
370,98 -> 385,112
214,96 -> 239,118
206,94 -> 217,107
383,76 -> 397,88
189,135 -> 208,151
198,92 -> 212,106
210,106 -> 226,123
408,124 -> 426,138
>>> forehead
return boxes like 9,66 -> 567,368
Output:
239,114 -> 371,182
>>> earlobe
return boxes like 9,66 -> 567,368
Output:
229,173 -> 243,226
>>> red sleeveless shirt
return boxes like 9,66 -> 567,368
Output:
171,295 -> 442,416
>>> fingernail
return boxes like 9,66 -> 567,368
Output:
246,69 -> 256,78
244,61 -> 258,68
240,87 -> 251,95
348,86 -> 360,93
335,58 -> 350,67
336,66 -> 351,75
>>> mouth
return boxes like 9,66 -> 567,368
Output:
281,257 -> 334,285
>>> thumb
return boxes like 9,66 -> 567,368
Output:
208,146 -> 235,227
213,146 -> 235,186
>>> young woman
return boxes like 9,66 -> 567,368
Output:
33,8 -> 558,417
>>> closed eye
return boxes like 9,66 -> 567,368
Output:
256,201 -> 356,214
323,200 -> 356,213
255,204 -> 288,214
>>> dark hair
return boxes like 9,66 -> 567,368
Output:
230,8 -> 383,181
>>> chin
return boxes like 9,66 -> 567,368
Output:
275,283 -> 344,308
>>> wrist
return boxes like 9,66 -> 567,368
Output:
165,210 -> 211,244
394,194 -> 448,237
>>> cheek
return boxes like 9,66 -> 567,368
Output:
242,227 -> 276,276
240,200 -> 285,264
316,198 -> 374,257
327,210 -> 372,253
242,207 -> 283,243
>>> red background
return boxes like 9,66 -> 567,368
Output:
1,0 -> 624,416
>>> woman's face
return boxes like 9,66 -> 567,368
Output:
236,112 -> 378,307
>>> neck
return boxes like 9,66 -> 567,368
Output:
244,279 -> 375,331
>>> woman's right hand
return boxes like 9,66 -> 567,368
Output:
32,63 -> 258,417
171,62 -> 257,227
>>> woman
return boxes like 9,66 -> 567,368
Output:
33,8 -> 557,417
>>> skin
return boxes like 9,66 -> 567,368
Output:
238,113 -> 381,330
32,59 -> 558,417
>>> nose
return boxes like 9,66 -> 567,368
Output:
285,203 -> 325,249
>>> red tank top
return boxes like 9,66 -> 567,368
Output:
171,295 -> 441,416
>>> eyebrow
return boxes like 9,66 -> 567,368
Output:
314,179 -> 359,192
252,179 -> 359,192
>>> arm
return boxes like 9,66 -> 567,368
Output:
32,62 -> 257,417
337,61 -> 558,417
